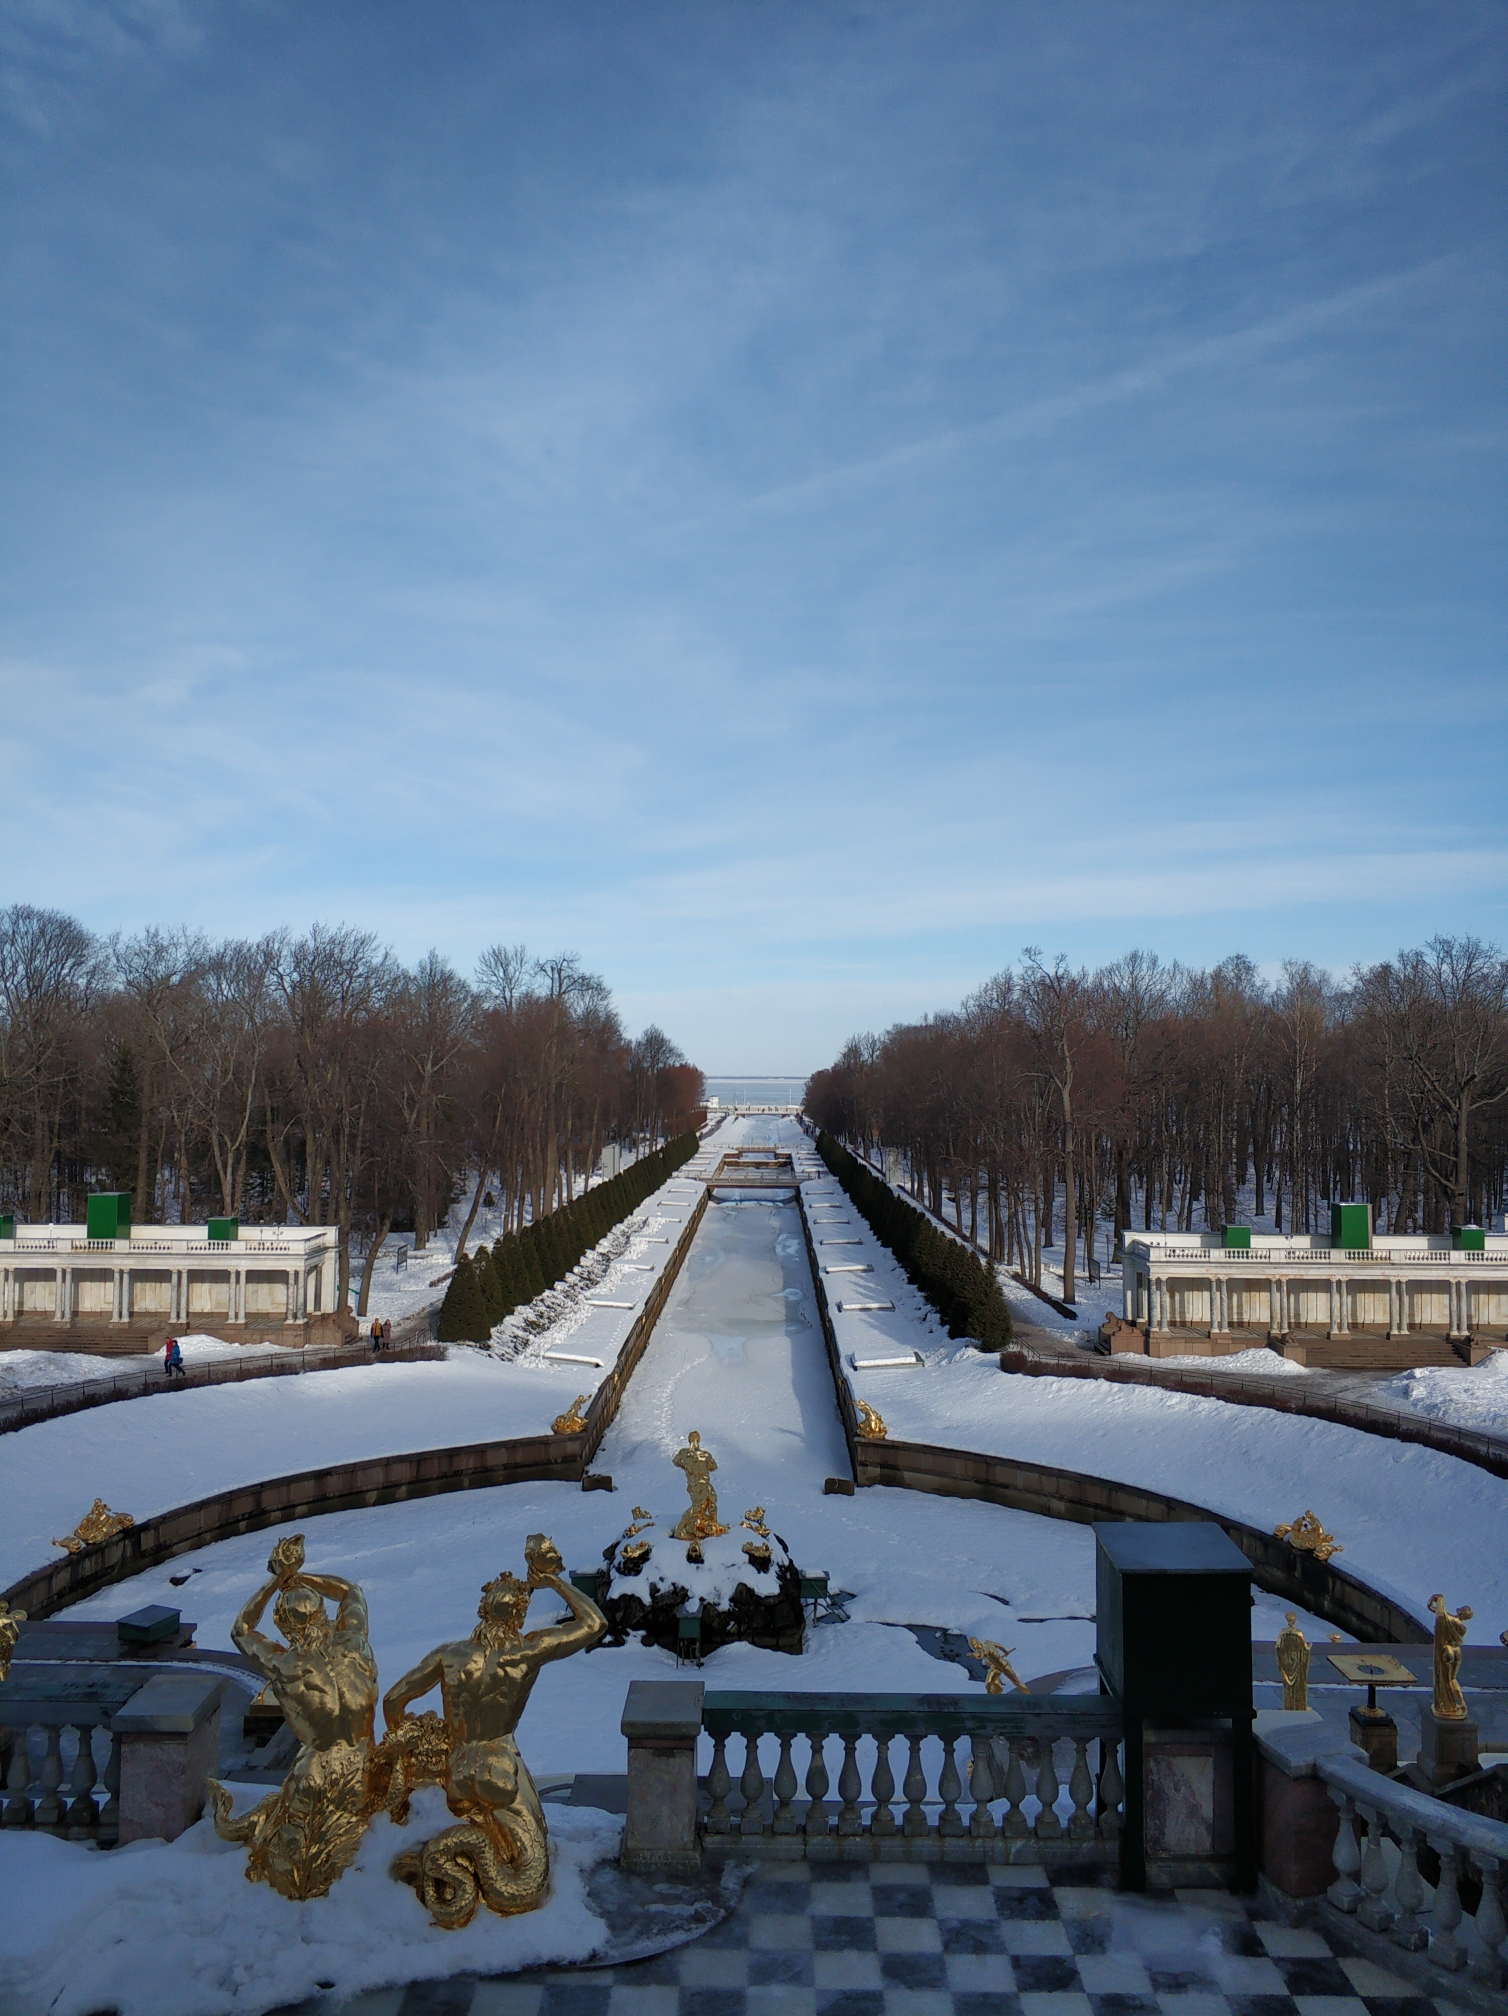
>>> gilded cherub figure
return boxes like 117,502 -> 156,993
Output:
207,1534 -> 379,1900
968,1637 -> 1028,1695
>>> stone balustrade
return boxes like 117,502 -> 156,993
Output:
619,1684 -> 1125,1874
1319,1751 -> 1508,1987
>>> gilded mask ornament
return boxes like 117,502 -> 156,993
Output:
1273,1510 -> 1342,1563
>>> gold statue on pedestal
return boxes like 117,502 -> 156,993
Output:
670,1431 -> 729,1539
378,1534 -> 606,1927
1273,1510 -> 1342,1563
1275,1613 -> 1310,1710
207,1535 -> 379,1900
551,1395 -> 589,1436
52,1499 -> 135,1553
1428,1593 -> 1473,1721
855,1398 -> 887,1441
968,1638 -> 1028,1694
0,1599 -> 25,1682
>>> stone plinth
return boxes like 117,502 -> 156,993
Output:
112,1671 -> 224,1843
1348,1706 -> 1398,1774
620,1678 -> 703,1877
1417,1707 -> 1478,1790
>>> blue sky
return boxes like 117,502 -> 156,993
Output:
2,2 -> 1503,1072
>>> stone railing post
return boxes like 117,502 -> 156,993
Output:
112,1673 -> 223,1844
620,1678 -> 704,1877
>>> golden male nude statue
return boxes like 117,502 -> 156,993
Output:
1428,1592 -> 1473,1721
208,1534 -> 379,1899
379,1534 -> 606,1927
671,1430 -> 729,1539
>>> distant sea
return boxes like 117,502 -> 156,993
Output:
703,1076 -> 806,1107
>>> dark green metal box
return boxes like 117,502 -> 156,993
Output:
1329,1201 -> 1371,1252
1222,1225 -> 1251,1250
207,1217 -> 239,1243
86,1192 -> 131,1241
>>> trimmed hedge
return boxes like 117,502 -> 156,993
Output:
438,1132 -> 701,1343
816,1132 -> 1011,1351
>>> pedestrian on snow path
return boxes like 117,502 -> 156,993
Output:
164,1338 -> 186,1379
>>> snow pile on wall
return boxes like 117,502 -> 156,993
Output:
1379,1348 -> 1508,1430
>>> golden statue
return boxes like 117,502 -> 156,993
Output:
741,1506 -> 770,1536
622,1507 -> 655,1538
52,1498 -> 135,1553
206,1535 -> 379,1900
855,1398 -> 887,1441
968,1638 -> 1027,1694
1275,1613 -> 1310,1710
670,1431 -> 729,1539
0,1600 -> 25,1682
1273,1510 -> 1342,1563
1428,1593 -> 1473,1721
550,1395 -> 589,1435
378,1534 -> 606,1927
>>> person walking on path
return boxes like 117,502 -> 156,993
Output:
370,1317 -> 382,1354
381,1317 -> 393,1352
164,1337 -> 186,1379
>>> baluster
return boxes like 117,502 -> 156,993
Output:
1001,1738 -> 1029,1840
901,1735 -> 929,1838
1068,1738 -> 1094,1841
1428,1837 -> 1465,1972
870,1733 -> 897,1837
705,1733 -> 732,1834
738,1729 -> 766,1837
97,1732 -> 122,1841
1356,1805 -> 1393,1932
837,1735 -> 863,1836
968,1735 -> 996,1839
772,1735 -> 800,1834
1388,1827 -> 1428,1952
1326,1790 -> 1362,1911
65,1725 -> 98,1837
937,1736 -> 964,1837
804,1730 -> 831,1839
3,1728 -> 32,1827
35,1726 -> 64,1829
1033,1737 -> 1062,1842
1097,1739 -> 1123,1841
1470,1852 -> 1506,1989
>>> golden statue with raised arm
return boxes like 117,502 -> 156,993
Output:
968,1637 -> 1028,1695
671,1430 -> 730,1539
1428,1592 -> 1473,1721
207,1534 -> 379,1900
378,1534 -> 606,1927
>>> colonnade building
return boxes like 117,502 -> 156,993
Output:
0,1196 -> 347,1356
1120,1204 -> 1506,1369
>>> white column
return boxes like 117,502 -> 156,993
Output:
54,1264 -> 67,1322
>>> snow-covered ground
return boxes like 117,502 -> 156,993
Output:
0,1797 -> 621,2016
0,1333 -> 297,1396
820,1167 -> 1508,1638
1375,1348 -> 1508,1431
0,1161 -> 718,1597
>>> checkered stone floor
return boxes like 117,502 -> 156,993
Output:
306,1860 -> 1475,2016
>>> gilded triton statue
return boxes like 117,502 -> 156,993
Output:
0,1600 -> 25,1682
1428,1592 -> 1473,1721
854,1398 -> 887,1441
551,1395 -> 589,1436
378,1534 -> 606,1927
206,1534 -> 379,1900
968,1637 -> 1028,1695
671,1431 -> 729,1539
1275,1613 -> 1310,1711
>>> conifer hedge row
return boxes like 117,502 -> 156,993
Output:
437,1132 -> 700,1344
815,1132 -> 1012,1351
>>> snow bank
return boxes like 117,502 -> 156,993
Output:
1377,1348 -> 1508,1431
0,1791 -> 620,2016
1148,1346 -> 1308,1377
0,1334 -> 291,1396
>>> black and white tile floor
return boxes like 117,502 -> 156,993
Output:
299,1860 -> 1472,2016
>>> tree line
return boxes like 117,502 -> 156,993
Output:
0,904 -> 703,1311
438,1132 -> 699,1342
816,1132 -> 1012,1350
803,937 -> 1508,1305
